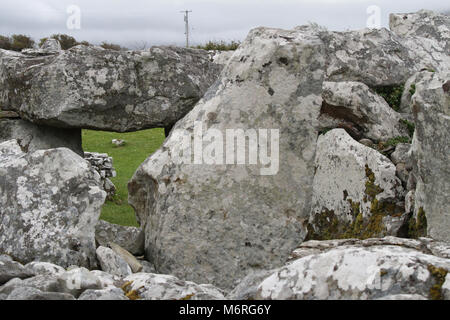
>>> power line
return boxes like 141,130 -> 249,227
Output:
180,10 -> 192,48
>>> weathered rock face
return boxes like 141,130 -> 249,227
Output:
0,45 -> 222,132
122,273 -> 225,300
0,140 -> 105,268
253,237 -> 450,300
307,129 -> 406,240
390,10 -> 450,51
409,71 -> 450,242
96,246 -> 132,278
319,81 -> 409,141
95,220 -> 144,256
0,259 -> 34,285
0,118 -> 83,156
129,26 -> 326,289
318,27 -> 417,86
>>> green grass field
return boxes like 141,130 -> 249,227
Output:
82,128 -> 165,227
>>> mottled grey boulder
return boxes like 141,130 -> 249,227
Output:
307,129 -> 406,240
254,238 -> 450,300
390,10 -> 450,51
95,220 -> 144,255
319,81 -> 409,141
0,140 -> 106,268
0,260 -> 34,285
0,45 -> 221,132
318,27 -> 417,86
315,25 -> 448,87
410,71 -> 450,241
78,287 -> 128,300
6,287 -> 75,300
0,118 -> 83,156
24,262 -> 65,276
96,246 -> 132,277
122,273 -> 225,300
129,25 -> 326,289
108,242 -> 142,273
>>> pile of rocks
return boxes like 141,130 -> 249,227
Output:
0,10 -> 448,300
84,152 -> 117,199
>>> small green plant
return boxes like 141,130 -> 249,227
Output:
409,83 -> 416,96
195,40 -> 240,51
373,84 -> 404,112
399,119 -> 415,138
384,136 -> 411,147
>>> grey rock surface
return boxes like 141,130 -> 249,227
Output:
96,246 -> 132,277
0,118 -> 83,156
390,10 -> 450,51
24,262 -> 65,276
95,220 -> 144,256
0,260 -> 34,285
108,242 -> 143,273
410,71 -> 450,241
6,287 -> 75,300
0,140 -> 105,268
0,45 -> 222,132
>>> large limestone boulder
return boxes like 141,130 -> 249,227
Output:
0,45 -> 221,132
253,237 -> 450,300
0,118 -> 83,156
410,71 -> 450,241
319,81 -> 409,141
129,25 -> 326,289
307,129 -> 406,240
0,140 -> 105,268
390,10 -> 450,51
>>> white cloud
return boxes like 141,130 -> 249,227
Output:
0,0 -> 448,47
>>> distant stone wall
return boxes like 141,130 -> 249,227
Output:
84,152 -> 117,200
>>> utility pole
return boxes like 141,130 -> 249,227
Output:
180,10 -> 192,48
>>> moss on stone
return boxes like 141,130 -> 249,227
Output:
428,264 -> 448,300
408,207 -> 428,238
364,165 -> 384,198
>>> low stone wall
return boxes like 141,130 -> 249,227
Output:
84,152 -> 117,200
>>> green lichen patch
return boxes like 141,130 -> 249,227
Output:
408,207 -> 428,238
427,264 -> 448,300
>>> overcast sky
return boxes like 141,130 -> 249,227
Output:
0,0 -> 448,48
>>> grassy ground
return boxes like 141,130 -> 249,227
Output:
82,128 -> 165,227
